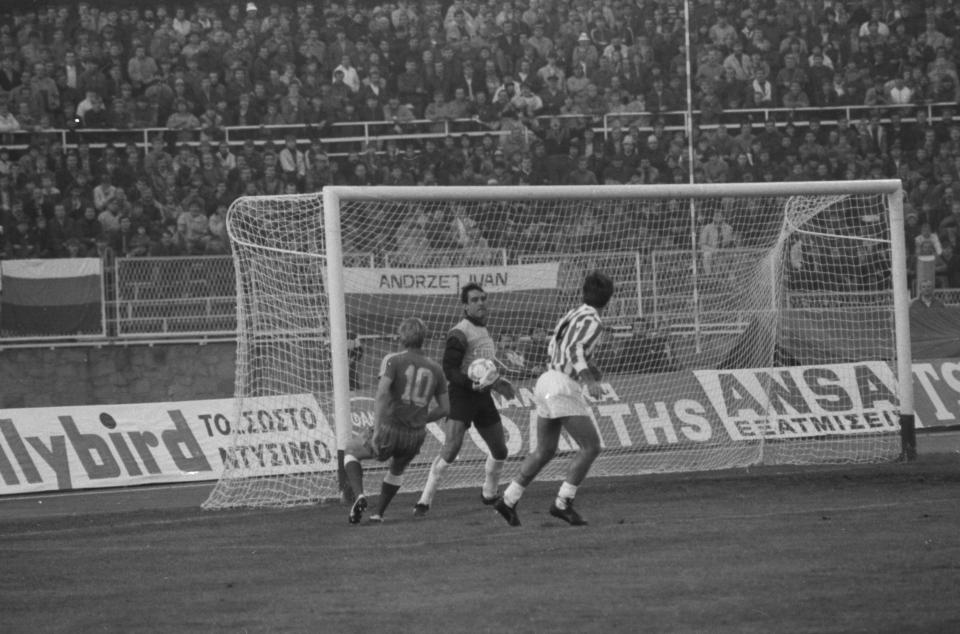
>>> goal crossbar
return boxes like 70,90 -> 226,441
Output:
322,180 -> 913,460
324,181 -> 904,202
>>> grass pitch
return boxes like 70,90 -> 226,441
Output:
2,455 -> 959,633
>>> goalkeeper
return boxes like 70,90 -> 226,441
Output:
494,271 -> 614,527
414,283 -> 515,516
344,318 -> 449,524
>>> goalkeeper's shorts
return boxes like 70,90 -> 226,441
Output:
366,421 -> 427,464
448,385 -> 501,428
533,370 -> 591,419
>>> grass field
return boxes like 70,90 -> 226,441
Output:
2,453 -> 960,633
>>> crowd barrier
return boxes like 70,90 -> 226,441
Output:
2,102 -> 957,157
4,249 -> 956,347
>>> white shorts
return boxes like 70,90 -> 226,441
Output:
533,370 -> 591,419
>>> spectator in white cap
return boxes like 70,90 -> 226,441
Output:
570,33 -> 598,75
333,55 -> 360,93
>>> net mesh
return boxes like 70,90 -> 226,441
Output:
202,194 -> 338,509
203,186 -> 904,510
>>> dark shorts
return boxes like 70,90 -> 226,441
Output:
364,422 -> 428,464
449,385 -> 502,429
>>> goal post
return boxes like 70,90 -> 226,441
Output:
888,185 -> 916,460
203,180 -> 913,511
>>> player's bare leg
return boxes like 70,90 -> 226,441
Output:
559,415 -> 602,486
547,415 -> 602,526
517,416 -> 563,486
437,418 -> 468,463
497,416 -> 599,526
494,417 -> 562,526
474,421 -> 508,502
416,419 -> 468,512
371,456 -> 412,522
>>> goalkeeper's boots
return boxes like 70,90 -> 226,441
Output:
349,495 -> 367,524
493,498 -> 521,527
413,503 -> 430,517
480,490 -> 499,506
549,499 -> 587,526
368,513 -> 384,523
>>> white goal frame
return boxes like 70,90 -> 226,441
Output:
321,180 -> 915,464
202,179 -> 916,510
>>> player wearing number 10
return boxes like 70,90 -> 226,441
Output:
343,318 -> 449,524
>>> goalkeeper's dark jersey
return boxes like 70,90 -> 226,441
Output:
379,349 -> 447,430
445,317 -> 497,391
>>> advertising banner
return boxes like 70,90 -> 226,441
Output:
0,394 -> 335,495
2,359 -> 958,495
344,262 -> 560,296
342,262 -> 563,335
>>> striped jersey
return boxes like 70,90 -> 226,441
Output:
378,349 -> 447,429
547,303 -> 604,378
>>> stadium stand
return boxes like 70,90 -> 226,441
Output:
0,0 -> 958,299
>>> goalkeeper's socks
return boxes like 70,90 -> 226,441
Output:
555,481 -> 578,510
344,455 -> 364,500
502,480 -> 525,507
418,456 -> 450,506
482,456 -> 505,499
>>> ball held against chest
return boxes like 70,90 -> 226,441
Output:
467,357 -> 499,389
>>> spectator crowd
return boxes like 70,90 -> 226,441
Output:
0,0 -> 958,287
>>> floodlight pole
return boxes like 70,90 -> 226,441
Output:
684,0 -> 702,353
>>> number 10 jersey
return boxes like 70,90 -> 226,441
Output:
379,349 -> 447,429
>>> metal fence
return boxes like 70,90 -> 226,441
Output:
2,101 -> 956,157
517,251 -> 642,325
113,256 -> 237,337
384,248 -> 507,268
2,249 -> 957,348
647,247 -> 771,324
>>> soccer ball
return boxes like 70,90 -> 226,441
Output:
467,357 -> 499,389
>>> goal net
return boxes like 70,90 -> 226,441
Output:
203,181 -> 912,510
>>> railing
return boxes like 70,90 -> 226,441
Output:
383,248 -> 507,268
517,250 -> 643,324
602,102 -> 959,135
3,101 -> 956,156
647,247 -> 770,321
1,250 -> 956,348
0,116 -> 508,155
113,256 -> 236,337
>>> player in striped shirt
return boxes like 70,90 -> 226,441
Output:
495,271 -> 615,526
344,317 -> 449,524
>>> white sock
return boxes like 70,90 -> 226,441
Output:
503,480 -> 525,507
418,456 -> 450,506
483,456 -> 504,498
556,481 -> 578,509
